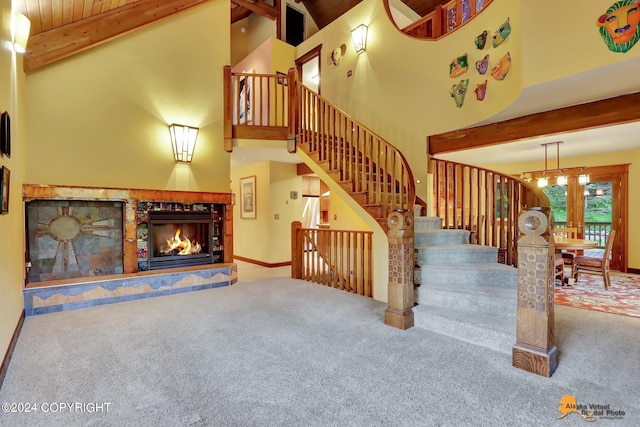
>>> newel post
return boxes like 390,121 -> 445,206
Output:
287,67 -> 298,153
291,221 -> 303,279
512,207 -> 557,377
384,209 -> 415,330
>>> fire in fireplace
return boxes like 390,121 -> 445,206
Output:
147,211 -> 215,270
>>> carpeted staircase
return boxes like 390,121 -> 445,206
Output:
412,216 -> 518,354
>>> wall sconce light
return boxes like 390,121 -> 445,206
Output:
169,124 -> 199,164
13,11 -> 31,53
351,24 -> 368,53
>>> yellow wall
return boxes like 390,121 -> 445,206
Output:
295,0 -> 525,201
231,160 -> 303,264
25,1 -> 231,193
522,0 -> 640,87
0,0 -> 27,361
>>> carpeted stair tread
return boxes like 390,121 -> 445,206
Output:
414,216 -> 442,231
420,263 -> 517,287
414,229 -> 470,246
416,285 -> 517,313
416,244 -> 498,264
413,304 -> 515,354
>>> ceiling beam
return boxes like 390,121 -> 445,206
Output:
231,6 -> 253,23
428,91 -> 640,155
23,0 -> 211,73
231,0 -> 276,20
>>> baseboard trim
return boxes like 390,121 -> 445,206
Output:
0,309 -> 25,391
234,256 -> 291,268
627,268 -> 640,275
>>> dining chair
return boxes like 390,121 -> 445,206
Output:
553,227 -> 578,265
571,229 -> 616,290
554,252 -> 565,285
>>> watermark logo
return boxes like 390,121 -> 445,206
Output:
557,395 -> 626,422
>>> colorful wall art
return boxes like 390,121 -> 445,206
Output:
475,54 -> 490,75
475,80 -> 488,101
475,30 -> 488,49
450,79 -> 469,108
449,54 -> 469,78
597,0 -> 640,53
490,52 -> 512,80
492,17 -> 511,47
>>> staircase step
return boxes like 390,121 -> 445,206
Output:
415,281 -> 517,313
415,229 -> 470,246
413,304 -> 516,354
417,244 -> 498,265
419,263 -> 517,287
414,216 -> 442,231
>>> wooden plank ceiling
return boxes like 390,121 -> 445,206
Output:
14,0 -> 446,73
15,0 -> 278,73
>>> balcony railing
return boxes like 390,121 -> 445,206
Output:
400,0 -> 493,39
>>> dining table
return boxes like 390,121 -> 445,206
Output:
554,237 -> 598,251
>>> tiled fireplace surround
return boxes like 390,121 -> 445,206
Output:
22,184 -> 236,316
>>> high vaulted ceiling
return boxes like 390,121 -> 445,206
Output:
14,0 -> 450,72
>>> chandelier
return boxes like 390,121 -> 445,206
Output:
520,142 -> 589,188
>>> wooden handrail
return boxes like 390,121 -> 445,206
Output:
432,158 -> 549,266
295,82 -> 415,221
291,221 -> 373,297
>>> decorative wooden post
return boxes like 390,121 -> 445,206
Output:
385,210 -> 415,330
513,207 -> 557,377
287,67 -> 298,153
291,221 -> 303,279
223,65 -> 233,153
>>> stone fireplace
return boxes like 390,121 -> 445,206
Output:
23,184 -> 233,281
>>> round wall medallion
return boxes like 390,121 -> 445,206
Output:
50,216 -> 81,242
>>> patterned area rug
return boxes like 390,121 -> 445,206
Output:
555,273 -> 640,318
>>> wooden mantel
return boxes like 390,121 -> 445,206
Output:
23,184 -> 234,274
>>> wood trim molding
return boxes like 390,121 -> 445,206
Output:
428,91 -> 640,155
234,255 -> 291,268
231,0 -> 276,20
0,310 -> 25,390
24,0 -> 211,73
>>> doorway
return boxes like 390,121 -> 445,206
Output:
296,44 -> 322,94
534,164 -> 628,272
286,5 -> 305,46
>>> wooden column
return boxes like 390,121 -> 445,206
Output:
291,221 -> 303,279
287,67 -> 298,153
384,210 -> 415,330
223,65 -> 233,152
513,207 -> 557,377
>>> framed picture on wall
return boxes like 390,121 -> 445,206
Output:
1,166 -> 10,214
240,175 -> 256,219
0,111 -> 10,158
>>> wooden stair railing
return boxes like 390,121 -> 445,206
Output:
291,222 -> 373,297
223,65 -> 292,150
432,158 -> 549,267
224,66 -> 415,231
294,82 -> 416,230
